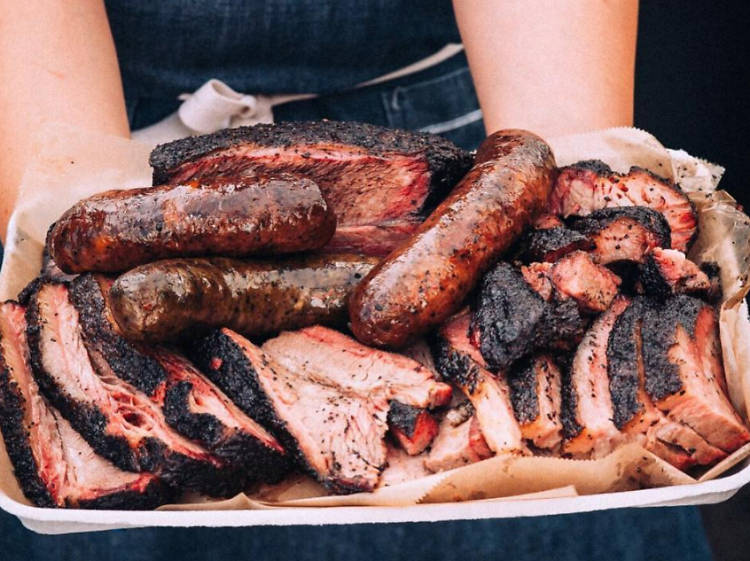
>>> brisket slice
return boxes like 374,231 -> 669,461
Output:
436,311 -> 527,455
607,298 -> 725,469
425,412 -> 493,473
642,295 -> 750,453
150,121 -> 473,255
567,206 -> 672,264
192,328 -> 389,494
639,248 -> 712,300
515,227 -> 593,263
549,160 -> 697,252
380,443 -> 431,487
260,326 -> 452,409
471,262 -> 584,370
0,302 -> 168,509
548,251 -> 621,313
561,297 -> 629,458
25,281 -> 243,496
507,355 -> 563,450
387,401 -> 439,456
68,274 -> 288,481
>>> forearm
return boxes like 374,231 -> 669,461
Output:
0,0 -> 129,242
454,0 -> 638,138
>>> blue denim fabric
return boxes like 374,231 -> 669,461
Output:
0,506 -> 713,561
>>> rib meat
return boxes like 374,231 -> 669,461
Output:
24,281 -> 242,496
642,295 -> 750,453
68,274 -> 287,481
192,328 -> 391,493
549,251 -> 621,313
515,227 -> 593,263
0,302 -> 168,509
549,160 -> 697,252
436,311 -> 527,455
507,355 -> 563,450
607,297 -> 726,469
149,121 -> 473,255
567,206 -> 672,264
561,297 -> 629,458
425,412 -> 493,473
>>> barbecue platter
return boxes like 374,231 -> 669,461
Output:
1,121 -> 748,511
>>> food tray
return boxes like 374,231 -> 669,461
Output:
2,123 -> 749,534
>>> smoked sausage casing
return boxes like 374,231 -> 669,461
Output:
109,254 -> 379,341
348,130 -> 557,348
47,173 -> 336,273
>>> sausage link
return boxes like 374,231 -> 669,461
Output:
348,130 -> 557,348
47,173 -> 336,273
109,254 -> 379,341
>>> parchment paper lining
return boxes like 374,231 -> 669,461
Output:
1,123 -> 748,511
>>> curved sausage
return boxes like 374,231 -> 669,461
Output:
348,130 -> 557,348
47,173 -> 336,273
109,254 -> 379,341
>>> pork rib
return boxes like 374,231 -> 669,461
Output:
0,302 -> 168,509
149,121 -> 473,255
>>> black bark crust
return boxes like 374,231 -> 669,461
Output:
507,357 -> 540,424
190,329 -> 364,493
149,120 -> 473,202
471,262 -> 584,371
0,331 -> 56,507
69,274 -> 166,396
24,281 -> 242,498
73,479 -> 172,510
433,339 -> 483,396
567,206 -> 673,249
162,379 -> 289,483
560,366 -> 583,440
606,298 -> 650,429
641,295 -> 707,401
386,401 -> 424,437
515,227 -> 593,263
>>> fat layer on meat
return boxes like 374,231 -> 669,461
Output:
0,302 -> 168,509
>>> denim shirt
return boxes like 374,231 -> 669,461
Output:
104,0 -> 485,150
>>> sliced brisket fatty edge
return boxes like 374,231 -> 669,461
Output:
23,280 -> 250,498
642,295 -> 750,453
0,301 -> 169,509
191,328 -> 389,494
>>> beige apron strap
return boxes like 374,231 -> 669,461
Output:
132,44 -> 464,146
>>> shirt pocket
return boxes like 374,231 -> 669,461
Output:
381,66 -> 485,150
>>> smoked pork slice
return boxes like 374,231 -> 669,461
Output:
561,297 -> 629,458
507,355 -> 563,450
549,160 -> 697,252
425,413 -> 493,473
436,311 -> 527,456
24,281 -> 242,496
642,295 -> 750,453
149,121 -> 473,256
0,302 -> 168,509
607,298 -> 726,469
567,206 -> 671,264
192,328 -> 390,494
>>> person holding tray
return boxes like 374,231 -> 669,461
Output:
0,1 -> 715,560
